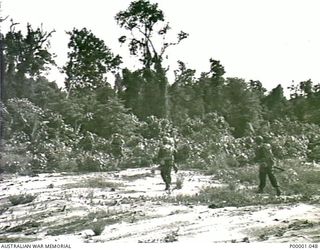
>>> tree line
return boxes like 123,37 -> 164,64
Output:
1,0 -> 320,174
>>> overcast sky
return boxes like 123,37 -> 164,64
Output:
2,0 -> 320,93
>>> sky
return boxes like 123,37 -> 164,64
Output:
2,0 -> 320,94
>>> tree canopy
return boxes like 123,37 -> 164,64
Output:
1,0 -> 320,174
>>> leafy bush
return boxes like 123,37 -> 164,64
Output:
177,113 -> 236,170
161,184 -> 316,208
258,119 -> 320,161
207,164 -> 258,187
276,159 -> 320,196
92,222 -> 105,236
122,134 -> 154,168
75,152 -> 112,172
163,230 -> 179,242
4,99 -> 81,173
175,175 -> 184,190
4,98 -> 124,173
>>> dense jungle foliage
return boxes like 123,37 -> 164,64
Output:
1,0 -> 320,175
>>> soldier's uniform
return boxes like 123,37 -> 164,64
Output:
156,137 -> 177,190
111,134 -> 124,168
255,139 -> 281,196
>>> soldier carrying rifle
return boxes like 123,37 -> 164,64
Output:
254,136 -> 282,196
156,135 -> 178,191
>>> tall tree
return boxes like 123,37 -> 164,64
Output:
63,27 -> 121,97
198,58 -> 226,115
116,0 -> 188,119
120,68 -> 166,119
4,21 -> 56,98
289,80 -> 320,124
169,61 -> 204,122
248,80 -> 267,98
222,78 -> 263,137
262,84 -> 290,121
115,0 -> 188,71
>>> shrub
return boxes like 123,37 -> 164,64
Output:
175,175 -> 184,190
6,221 -> 40,233
163,230 -> 179,243
159,181 -> 318,208
276,159 -> 320,196
174,113 -> 235,171
75,152 -> 112,172
205,152 -> 239,175
47,210 -> 118,236
92,222 -> 105,236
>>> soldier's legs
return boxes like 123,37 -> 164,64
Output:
160,166 -> 166,183
258,166 -> 267,192
165,173 -> 171,190
115,158 -> 120,169
267,169 -> 281,196
160,165 -> 172,190
167,168 -> 171,183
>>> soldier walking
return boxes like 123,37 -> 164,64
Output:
156,135 -> 178,191
110,133 -> 124,169
254,136 -> 281,196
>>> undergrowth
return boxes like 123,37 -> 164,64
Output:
46,209 -> 147,236
65,177 -> 122,189
0,237 -> 38,243
8,194 -> 37,206
46,210 -> 119,236
160,185 -> 318,208
158,159 -> 320,207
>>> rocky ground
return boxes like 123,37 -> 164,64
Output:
0,167 -> 319,244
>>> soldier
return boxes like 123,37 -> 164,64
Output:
254,136 -> 281,196
110,133 -> 124,169
156,135 -> 178,191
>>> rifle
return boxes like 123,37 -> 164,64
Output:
273,166 -> 285,172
